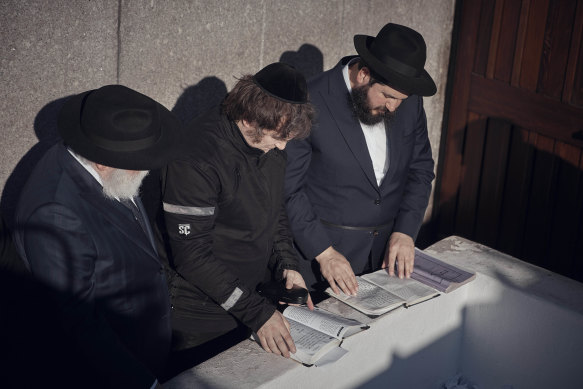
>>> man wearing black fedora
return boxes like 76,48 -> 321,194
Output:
12,85 -> 182,388
285,23 -> 436,295
161,63 -> 315,369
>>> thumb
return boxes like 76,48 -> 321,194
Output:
285,275 -> 294,289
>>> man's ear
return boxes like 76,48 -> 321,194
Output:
93,164 -> 114,180
356,66 -> 371,86
93,163 -> 109,172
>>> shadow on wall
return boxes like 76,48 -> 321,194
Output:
0,96 -> 70,229
279,43 -> 324,80
171,77 -> 229,125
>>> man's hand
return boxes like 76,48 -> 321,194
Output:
256,310 -> 296,358
282,269 -> 315,310
382,232 -> 415,278
315,246 -> 358,296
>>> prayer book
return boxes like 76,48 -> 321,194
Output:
325,248 -> 476,316
283,306 -> 369,366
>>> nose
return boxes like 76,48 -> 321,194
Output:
385,98 -> 401,112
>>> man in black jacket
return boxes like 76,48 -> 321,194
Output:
162,63 -> 315,367
12,85 -> 182,388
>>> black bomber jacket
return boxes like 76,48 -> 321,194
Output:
162,106 -> 299,333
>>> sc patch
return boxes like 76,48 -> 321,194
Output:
178,224 -> 191,236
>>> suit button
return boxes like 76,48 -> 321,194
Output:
372,230 -> 379,237
374,199 -> 380,205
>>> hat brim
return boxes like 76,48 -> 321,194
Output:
354,35 -> 437,97
58,90 -> 183,171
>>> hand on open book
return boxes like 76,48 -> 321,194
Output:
256,310 -> 296,358
315,246 -> 358,296
382,232 -> 415,279
282,269 -> 315,310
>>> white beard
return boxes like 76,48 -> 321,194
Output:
102,169 -> 149,200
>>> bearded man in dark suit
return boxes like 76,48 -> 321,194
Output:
12,85 -> 182,388
285,23 -> 436,295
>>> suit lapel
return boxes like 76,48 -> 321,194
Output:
320,58 -> 379,192
135,197 -> 158,254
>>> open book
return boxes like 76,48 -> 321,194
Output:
325,249 -> 475,316
283,306 -> 369,366
325,271 -> 440,316
410,249 -> 475,293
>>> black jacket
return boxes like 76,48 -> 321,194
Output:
285,57 -> 435,289
163,106 -> 299,335
13,143 -> 170,388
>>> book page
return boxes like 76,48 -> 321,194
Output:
412,249 -> 476,292
283,306 -> 366,339
313,346 -> 348,367
362,270 -> 437,301
327,278 -> 405,315
288,320 -> 339,363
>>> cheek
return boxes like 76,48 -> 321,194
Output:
366,93 -> 384,109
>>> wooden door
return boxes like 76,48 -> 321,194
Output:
434,0 -> 583,282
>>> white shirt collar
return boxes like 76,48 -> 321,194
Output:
67,148 -> 103,186
342,57 -> 361,93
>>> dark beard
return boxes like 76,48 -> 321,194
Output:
349,84 -> 395,125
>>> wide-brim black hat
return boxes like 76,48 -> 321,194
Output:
354,23 -> 437,96
58,84 -> 182,170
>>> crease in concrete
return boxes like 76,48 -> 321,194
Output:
259,0 -> 266,69
116,0 -> 122,83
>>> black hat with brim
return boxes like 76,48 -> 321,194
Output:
58,84 -> 182,171
354,23 -> 437,96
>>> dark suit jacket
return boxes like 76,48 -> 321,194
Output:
13,142 -> 171,388
285,57 -> 435,289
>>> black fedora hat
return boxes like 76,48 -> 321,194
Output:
58,84 -> 182,170
354,23 -> 437,96
253,62 -> 308,104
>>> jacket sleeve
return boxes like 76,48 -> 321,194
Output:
284,134 -> 334,260
393,96 -> 435,240
162,159 -> 275,332
268,198 -> 300,279
21,204 -> 156,389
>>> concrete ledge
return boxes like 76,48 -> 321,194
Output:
167,236 -> 583,389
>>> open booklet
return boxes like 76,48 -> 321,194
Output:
325,248 -> 475,316
283,306 -> 369,366
410,249 -> 475,293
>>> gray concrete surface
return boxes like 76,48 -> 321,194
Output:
1,0 -> 455,222
167,236 -> 583,389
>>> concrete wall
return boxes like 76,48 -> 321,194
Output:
0,0 -> 455,222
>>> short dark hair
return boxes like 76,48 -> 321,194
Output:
222,75 -> 315,140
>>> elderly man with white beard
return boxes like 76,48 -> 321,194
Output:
12,85 -> 183,389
